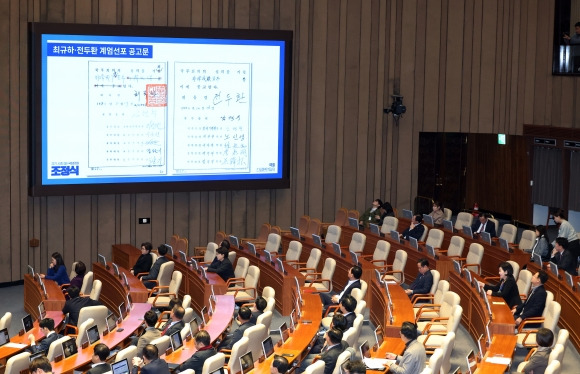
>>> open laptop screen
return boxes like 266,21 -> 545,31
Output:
111,359 -> 130,374
359,340 -> 370,359
0,328 -> 9,347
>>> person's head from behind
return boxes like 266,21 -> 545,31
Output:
157,244 -> 169,256
67,286 -> 81,299
220,239 -> 231,249
555,237 -> 569,252
171,306 -> 185,321
144,310 -> 158,327
349,266 -> 362,280
74,261 -> 86,277
141,242 -> 153,253
92,343 -> 110,363
399,321 -> 418,342
344,360 -> 367,374
39,318 -> 55,335
30,356 -> 52,374
238,306 -> 252,323
325,328 -> 343,345
340,295 -> 357,314
255,297 -> 267,312
498,262 -> 514,279
216,246 -> 229,261
271,355 -> 289,374
535,327 -> 554,347
51,252 -> 64,269
331,313 -> 347,331
168,297 -> 182,310
194,330 -> 211,348
142,344 -> 159,363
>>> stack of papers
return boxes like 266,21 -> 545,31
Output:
485,356 -> 511,365
363,357 -> 396,369
4,342 -> 27,349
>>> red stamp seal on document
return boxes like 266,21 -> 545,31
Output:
146,84 -> 168,107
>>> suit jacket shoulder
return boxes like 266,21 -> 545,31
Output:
87,363 -> 112,374
141,358 -> 171,374
137,328 -> 162,355
321,344 -> 346,374
177,348 -> 217,373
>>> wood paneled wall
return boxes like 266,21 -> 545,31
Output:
0,0 -> 578,282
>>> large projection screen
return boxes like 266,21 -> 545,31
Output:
28,23 -> 292,196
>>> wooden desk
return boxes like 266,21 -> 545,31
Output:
112,244 -> 142,270
51,303 -> 152,374
232,245 -> 305,315
164,295 -> 235,365
23,274 -> 66,319
172,256 -> 227,315
475,334 -> 517,374
449,271 -> 515,340
93,262 -> 149,315
0,311 -> 65,362
397,217 -> 530,278
527,262 -> 580,351
369,279 -> 415,338
368,337 -> 406,374
251,291 -> 323,373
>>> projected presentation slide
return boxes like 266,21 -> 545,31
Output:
39,32 -> 287,186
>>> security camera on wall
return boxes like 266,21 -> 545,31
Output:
383,95 -> 406,121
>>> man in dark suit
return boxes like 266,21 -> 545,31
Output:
28,318 -> 62,354
320,266 -> 362,310
513,270 -> 548,327
175,330 -> 216,373
471,213 -> 497,238
141,244 -> 170,289
549,237 -> 578,275
401,215 -> 426,240
249,296 -> 267,324
162,305 -> 185,337
206,246 -> 235,281
271,355 -> 290,374
339,296 -> 357,329
86,344 -> 111,374
61,286 -> 101,328
404,258 -> 434,298
132,344 -> 170,374
320,328 -> 348,374
218,306 -> 254,351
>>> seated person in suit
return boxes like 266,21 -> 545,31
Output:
385,321 -> 426,374
478,262 -> 522,309
28,318 -> 62,354
69,261 -> 86,290
39,252 -> 70,286
320,266 -> 362,310
271,355 -> 290,374
404,258 -> 433,298
131,242 -> 154,276
29,356 -> 53,374
513,270 -> 548,327
162,305 -> 185,337
206,246 -> 235,282
158,297 -> 182,330
339,295 -> 357,329
218,306 -> 254,351
530,225 -> 551,260
311,314 -> 348,354
521,328 -> 554,374
320,328 -> 348,374
87,343 -> 111,374
428,201 -> 445,225
135,310 -> 161,357
548,237 -> 578,276
175,330 -> 216,374
132,344 -> 170,374
61,286 -> 101,328
343,360 -> 367,374
359,199 -> 383,228
141,244 -> 170,289
471,213 -> 496,238
249,296 -> 267,324
400,215 -> 425,241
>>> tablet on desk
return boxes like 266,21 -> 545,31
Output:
62,338 -> 78,358
0,328 -> 9,347
229,235 -> 240,248
112,262 -> 120,277
442,219 -> 454,232
290,226 -> 301,239
480,231 -> 491,245
279,322 -> 289,343
409,237 -> 418,250
422,214 -> 434,226
38,302 -> 46,320
22,314 -> 34,332
111,358 -> 130,374
465,349 -> 477,374
402,209 -> 413,220
369,223 -> 381,236
426,244 -> 436,258
332,242 -> 342,257
532,253 -> 543,269
374,325 -> 383,346
170,330 -> 183,351
349,250 -> 359,266
390,230 -> 400,244
549,261 -> 559,278
499,238 -> 510,252
239,351 -> 254,374
106,313 -> 117,333
97,253 -> 107,268
262,336 -> 274,358
87,324 -> 100,345
312,234 -> 323,248
348,217 -> 359,229
462,225 -> 473,238
247,242 -> 257,256
179,250 -> 187,263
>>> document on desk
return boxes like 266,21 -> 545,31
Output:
485,356 -> 511,365
385,281 -> 397,284
4,342 -> 27,349
492,301 -> 506,305
363,357 -> 396,369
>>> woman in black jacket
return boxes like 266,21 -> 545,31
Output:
131,242 -> 154,275
479,261 -> 522,308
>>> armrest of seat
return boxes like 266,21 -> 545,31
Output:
462,263 -> 481,274
520,329 -> 540,348
414,305 -> 441,322
420,330 -> 449,347
382,270 -> 402,279
241,302 -> 256,309
60,283 -> 71,291
517,317 -> 545,333
524,347 -> 538,361
64,324 -> 78,335
151,292 -> 177,306
483,275 -> 501,282
420,322 -> 449,335
298,267 -> 317,273
229,287 -> 257,299
225,278 -> 245,288
147,283 -> 168,297
410,293 -> 434,304
323,305 -> 340,318
436,249 -> 449,254
303,272 -> 323,281
155,311 -> 171,328
190,255 -> 205,260
135,271 -> 149,278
